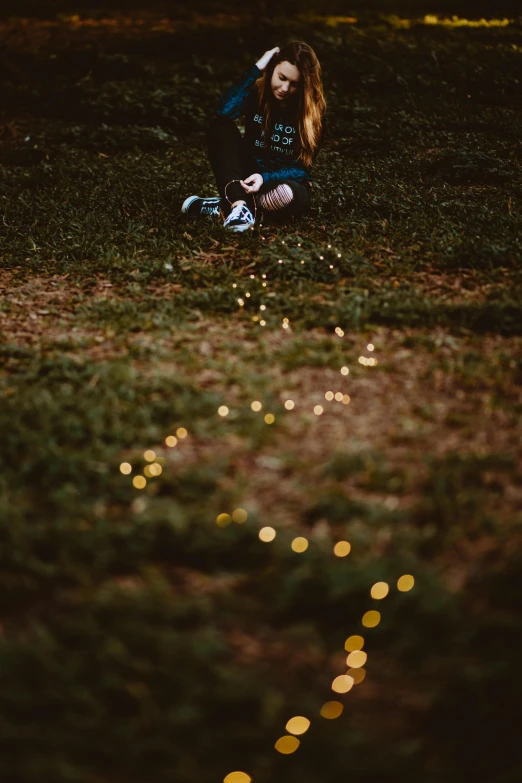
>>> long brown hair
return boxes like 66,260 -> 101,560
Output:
254,41 -> 326,169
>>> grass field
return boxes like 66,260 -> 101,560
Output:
1,4 -> 522,782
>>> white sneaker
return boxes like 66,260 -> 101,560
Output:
181,195 -> 223,217
223,202 -> 255,232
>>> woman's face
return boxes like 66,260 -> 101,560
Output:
271,60 -> 300,102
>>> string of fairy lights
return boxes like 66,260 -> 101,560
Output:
117,237 -> 413,782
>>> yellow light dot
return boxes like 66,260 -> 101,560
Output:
144,450 -> 156,462
341,366 -> 349,375
284,399 -> 294,410
325,391 -> 334,401
334,541 -> 351,557
216,513 -> 232,527
260,320 -> 266,326
232,508 -> 248,523
264,413 -> 275,424
224,773 -> 251,783
275,736 -> 300,754
120,462 -> 132,475
291,537 -> 309,553
282,323 -> 289,329
362,610 -> 381,628
251,400 -> 262,411
133,476 -> 146,490
319,255 -> 323,260
285,716 -> 310,735
334,392 -> 343,402
253,315 -> 259,322
218,406 -> 229,417
278,259 -> 282,264
165,435 -> 177,447
337,253 -> 341,257
320,701 -> 344,719
232,283 -> 237,288
260,305 -> 266,311
283,318 -> 289,323
262,282 -> 267,287
246,292 -> 251,297
344,635 -> 364,652
152,463 -> 162,475
371,582 -> 389,600
250,274 -> 255,279
262,274 -> 267,278
367,343 -> 374,351
144,464 -> 154,478
342,395 -> 351,404
397,574 -> 415,592
238,298 -> 244,306
332,675 -> 354,694
327,244 -> 331,248
259,526 -> 276,542
346,650 -> 367,668
314,405 -> 323,416
176,427 -> 187,439
368,357 -> 376,366
300,260 -> 305,264
347,667 -> 366,684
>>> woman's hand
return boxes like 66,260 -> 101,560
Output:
241,174 -> 264,193
255,47 -> 280,71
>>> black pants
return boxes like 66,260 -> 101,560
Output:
206,116 -> 311,223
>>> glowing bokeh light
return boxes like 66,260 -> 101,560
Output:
362,610 -> 381,628
224,773 -> 251,783
334,541 -> 351,557
397,574 -> 415,592
344,635 -> 364,652
120,462 -> 132,475
291,537 -> 309,553
285,716 -> 310,735
259,526 -> 276,542
232,508 -> 248,523
346,650 -> 367,668
370,582 -> 389,600
332,675 -> 354,693
275,736 -> 300,754
320,701 -> 344,719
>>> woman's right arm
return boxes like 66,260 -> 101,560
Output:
216,48 -> 280,119
215,64 -> 263,119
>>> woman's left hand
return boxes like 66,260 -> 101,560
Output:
241,174 -> 264,193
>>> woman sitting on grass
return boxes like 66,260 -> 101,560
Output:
181,41 -> 327,232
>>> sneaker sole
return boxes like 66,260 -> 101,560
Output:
181,196 -> 199,213
224,222 -> 255,232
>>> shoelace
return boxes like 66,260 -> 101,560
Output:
224,179 -> 258,226
224,202 -> 254,225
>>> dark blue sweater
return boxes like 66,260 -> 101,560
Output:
215,64 -> 325,186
